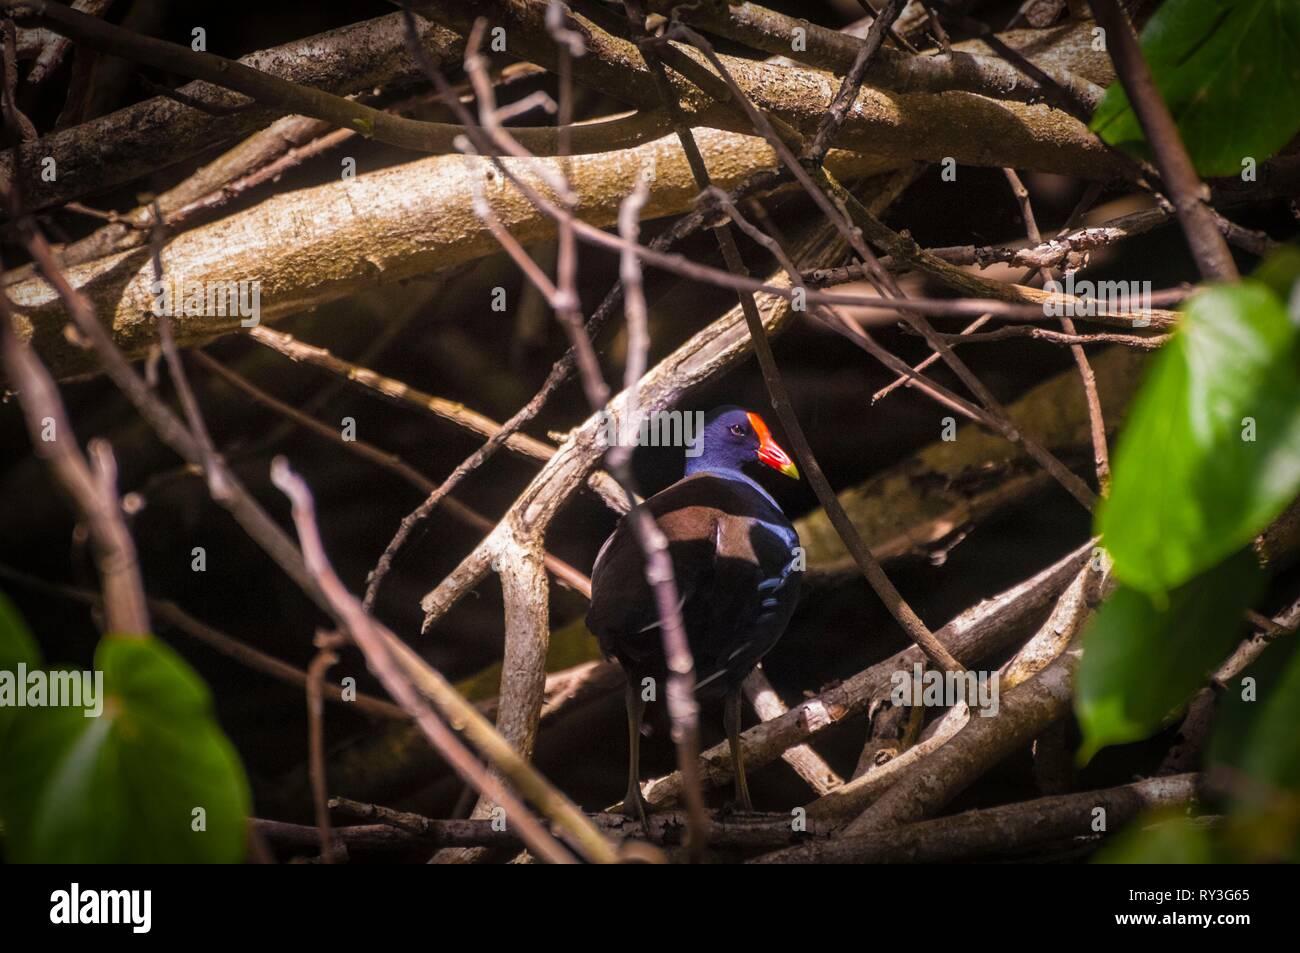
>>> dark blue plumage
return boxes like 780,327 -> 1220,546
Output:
587,406 -> 803,817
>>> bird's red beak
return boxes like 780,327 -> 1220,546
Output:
747,412 -> 800,479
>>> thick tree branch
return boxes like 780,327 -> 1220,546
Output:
414,1 -> 1131,179
2,1 -> 667,166
639,542 -> 1093,808
644,0 -> 1106,110
753,774 -> 1201,863
840,561 -> 1106,834
5,127 -> 889,381
0,11 -> 464,212
743,669 -> 845,797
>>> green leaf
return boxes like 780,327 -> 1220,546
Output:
1202,623 -> 1300,860
1251,243 -> 1300,300
0,634 -> 250,862
1235,637 -> 1300,794
1091,0 -> 1300,176
1076,551 -> 1263,762
0,592 -> 42,745
0,591 -> 40,672
1207,630 -> 1295,771
1093,811 -> 1216,863
1097,280 -> 1300,594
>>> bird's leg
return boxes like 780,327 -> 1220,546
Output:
623,679 -> 650,829
724,685 -> 753,813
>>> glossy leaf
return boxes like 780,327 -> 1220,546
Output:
1203,631 -> 1300,860
1236,638 -> 1300,794
1251,244 -> 1300,300
0,591 -> 40,671
0,592 -> 42,744
1094,811 -> 1215,863
1091,0 -> 1300,176
1076,551 -> 1262,762
0,633 -> 250,863
1097,281 -> 1300,594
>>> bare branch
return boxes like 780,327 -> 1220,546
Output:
805,0 -> 904,163
0,561 -> 408,720
0,288 -> 148,635
753,774 -> 1201,863
1003,169 -> 1109,489
640,543 -> 1093,809
1086,0 -> 1239,282
270,458 -> 580,865
306,636 -> 342,863
743,669 -> 845,797
4,178 -> 621,864
0,12 -> 465,212
2,0 -> 666,160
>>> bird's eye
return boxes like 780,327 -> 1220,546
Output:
729,424 -> 745,436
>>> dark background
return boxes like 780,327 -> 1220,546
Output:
1,0 -> 1295,851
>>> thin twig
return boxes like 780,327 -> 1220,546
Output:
934,3 -> 1096,121
1003,170 -> 1110,489
3,0 -> 666,157
627,0 -> 964,676
270,459 -> 581,865
148,202 -> 231,501
0,292 -> 148,635
873,180 -> 1114,403
3,176 -> 619,865
1159,595 -> 1300,775
1,20 -> 38,141
306,636 -> 342,863
192,349 -> 593,596
1086,0 -> 1238,282
0,562 -> 408,720
915,0 -> 952,53
805,0 -> 904,164
929,324 -> 1169,350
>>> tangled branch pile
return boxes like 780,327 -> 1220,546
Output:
0,0 -> 1297,865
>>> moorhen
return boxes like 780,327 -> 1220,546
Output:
587,405 -> 803,822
